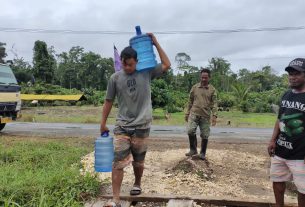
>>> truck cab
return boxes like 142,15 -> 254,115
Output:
0,63 -> 21,131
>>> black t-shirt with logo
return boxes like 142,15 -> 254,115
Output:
275,90 -> 305,160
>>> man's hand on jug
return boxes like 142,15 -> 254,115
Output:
147,33 -> 158,46
100,124 -> 109,134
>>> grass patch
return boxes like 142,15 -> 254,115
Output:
20,114 -> 35,122
20,106 -> 116,124
152,109 -> 277,127
20,106 -> 277,127
0,136 -> 100,207
217,111 -> 277,128
152,109 -> 185,125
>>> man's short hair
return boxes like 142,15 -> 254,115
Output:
200,68 -> 211,77
120,46 -> 137,63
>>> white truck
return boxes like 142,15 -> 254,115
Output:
0,63 -> 21,131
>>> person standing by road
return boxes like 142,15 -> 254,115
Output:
185,68 -> 218,160
268,58 -> 305,207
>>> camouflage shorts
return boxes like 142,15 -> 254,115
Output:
112,126 -> 150,169
187,114 -> 210,139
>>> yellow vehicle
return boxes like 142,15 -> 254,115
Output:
0,63 -> 21,131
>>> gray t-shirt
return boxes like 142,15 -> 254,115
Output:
106,64 -> 163,128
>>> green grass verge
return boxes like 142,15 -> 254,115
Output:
151,109 -> 277,127
0,137 -> 101,207
19,106 -> 277,128
217,111 -> 277,128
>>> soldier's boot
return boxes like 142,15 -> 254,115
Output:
199,138 -> 208,160
185,135 -> 198,156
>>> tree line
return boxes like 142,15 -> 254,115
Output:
0,41 -> 288,113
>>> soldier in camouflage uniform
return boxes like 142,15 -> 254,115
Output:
185,68 -> 218,160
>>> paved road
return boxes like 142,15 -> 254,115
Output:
1,122 -> 273,141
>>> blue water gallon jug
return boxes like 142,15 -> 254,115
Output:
94,131 -> 114,172
129,26 -> 157,71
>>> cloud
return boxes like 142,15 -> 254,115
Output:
1,0 -> 305,74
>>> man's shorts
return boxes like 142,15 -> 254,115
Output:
270,155 -> 305,194
112,126 -> 150,169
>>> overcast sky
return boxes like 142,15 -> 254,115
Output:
1,0 -> 305,74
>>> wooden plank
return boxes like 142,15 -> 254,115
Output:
85,200 -> 131,207
84,199 -> 105,207
100,193 -> 298,207
167,199 -> 193,207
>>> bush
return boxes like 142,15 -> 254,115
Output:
83,90 -> 105,106
254,102 -> 272,113
229,90 -> 282,113
21,83 -> 106,106
165,90 -> 188,113
21,82 -> 82,95
218,93 -> 235,108
151,79 -> 171,109
240,100 -> 251,112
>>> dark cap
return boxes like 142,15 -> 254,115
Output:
285,58 -> 305,72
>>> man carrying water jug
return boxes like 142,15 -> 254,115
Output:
185,68 -> 218,160
100,33 -> 171,207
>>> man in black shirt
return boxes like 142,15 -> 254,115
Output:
268,58 -> 305,207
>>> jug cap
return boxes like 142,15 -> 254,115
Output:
135,26 -> 142,35
101,131 -> 109,137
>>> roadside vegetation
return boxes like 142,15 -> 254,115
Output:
19,106 -> 277,128
2,40 -> 287,120
0,136 -> 101,207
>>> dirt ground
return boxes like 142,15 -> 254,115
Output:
2,132 -> 297,206
82,137 -> 298,206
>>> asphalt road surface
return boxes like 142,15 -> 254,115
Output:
1,122 -> 273,142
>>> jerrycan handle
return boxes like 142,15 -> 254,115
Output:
135,26 -> 142,36
101,131 -> 109,137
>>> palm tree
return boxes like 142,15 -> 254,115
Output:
231,83 -> 252,112
231,83 -> 251,102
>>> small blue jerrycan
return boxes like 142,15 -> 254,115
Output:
94,131 -> 114,172
129,25 -> 157,71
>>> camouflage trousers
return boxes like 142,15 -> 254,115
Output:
187,114 -> 210,139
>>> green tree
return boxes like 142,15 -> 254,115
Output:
11,58 -> 33,83
0,42 -> 7,63
151,79 -> 171,109
32,40 -> 56,83
238,68 -> 251,84
231,83 -> 251,102
183,66 -> 200,91
231,83 -> 252,112
174,52 -> 201,92
80,52 -> 113,90
207,57 -> 236,92
56,47 -> 113,90
162,68 -> 175,88
48,45 -> 57,81
56,46 -> 84,89
175,52 -> 191,72
237,66 -> 283,92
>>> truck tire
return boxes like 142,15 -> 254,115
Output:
0,123 -> 5,131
